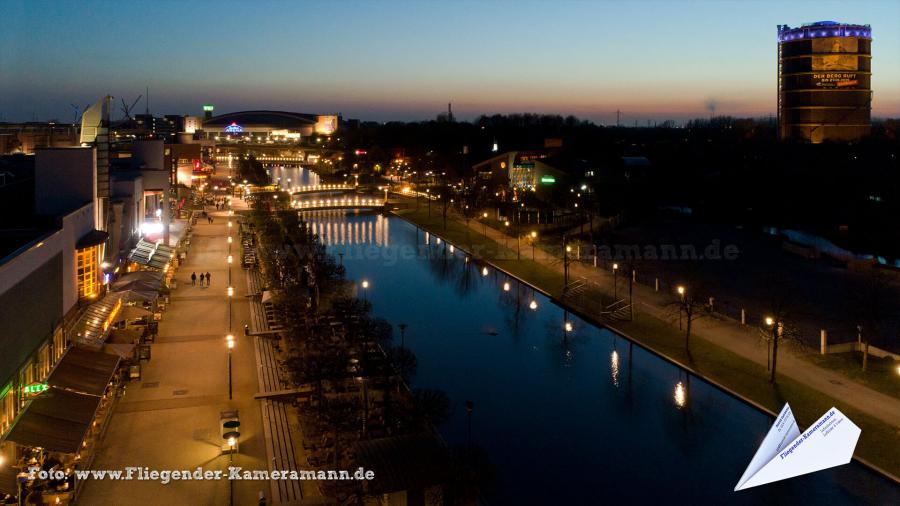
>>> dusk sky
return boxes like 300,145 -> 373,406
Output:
1,0 -> 898,124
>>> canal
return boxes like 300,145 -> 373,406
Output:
274,169 -> 898,504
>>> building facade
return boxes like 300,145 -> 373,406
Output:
778,21 -> 872,143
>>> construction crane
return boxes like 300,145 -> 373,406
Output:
120,95 -> 143,121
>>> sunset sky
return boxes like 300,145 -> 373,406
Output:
1,0 -> 898,124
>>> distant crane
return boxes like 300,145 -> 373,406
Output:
70,103 -> 89,124
120,95 -> 143,121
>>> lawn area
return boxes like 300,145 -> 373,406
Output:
394,206 -> 900,478
807,352 -> 900,402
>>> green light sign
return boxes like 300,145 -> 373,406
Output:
23,383 -> 48,395
203,104 -> 215,112
540,176 -> 556,184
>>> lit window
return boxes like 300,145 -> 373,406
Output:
76,245 -> 100,299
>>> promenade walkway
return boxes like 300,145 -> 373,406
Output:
79,208 -> 268,505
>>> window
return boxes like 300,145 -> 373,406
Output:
53,327 -> 67,362
1,382 -> 14,435
76,245 -> 100,299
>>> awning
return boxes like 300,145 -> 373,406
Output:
127,239 -> 175,270
112,305 -> 152,323
261,290 -> 273,304
3,387 -> 102,454
110,271 -> 164,293
109,328 -> 142,344
46,346 -> 121,396
102,343 -> 136,360
74,292 -> 129,346
76,229 -> 109,249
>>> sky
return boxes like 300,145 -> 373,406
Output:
1,0 -> 898,124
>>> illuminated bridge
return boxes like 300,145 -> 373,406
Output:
291,184 -> 355,195
293,196 -> 385,212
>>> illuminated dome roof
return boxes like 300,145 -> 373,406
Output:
203,110 -> 319,129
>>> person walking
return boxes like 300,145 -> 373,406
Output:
205,272 -> 211,286
198,272 -> 204,287
191,272 -> 197,286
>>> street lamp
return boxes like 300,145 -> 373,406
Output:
530,231 -> 537,260
564,321 -> 573,333
529,299 -> 538,310
361,280 -> 369,302
612,263 -> 619,299
564,243 -> 572,287
481,212 -> 488,236
226,334 -> 234,400
481,266 -> 488,277
227,255 -> 233,284
227,286 -> 234,332
677,285 -> 685,330
503,282 -> 510,292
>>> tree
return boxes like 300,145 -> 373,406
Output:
758,275 -> 803,384
668,283 -> 708,356
848,264 -> 898,371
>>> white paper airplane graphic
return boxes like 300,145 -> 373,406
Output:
735,403 -> 860,491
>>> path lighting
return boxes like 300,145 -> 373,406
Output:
765,316 -> 775,327
677,285 -> 685,296
530,231 -> 538,260
361,280 -> 369,302
226,334 -> 235,400
227,236 -> 233,244
482,267 -> 489,277
564,322 -> 573,332
529,299 -> 538,310
227,286 -> 234,297
677,285 -> 686,329
227,255 -> 233,264
227,221 -> 232,228
503,282 -> 511,292
613,263 -> 620,299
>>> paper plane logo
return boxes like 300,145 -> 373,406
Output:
735,403 -> 860,491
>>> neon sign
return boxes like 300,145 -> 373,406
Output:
540,176 -> 556,184
224,122 -> 243,134
23,383 -> 49,396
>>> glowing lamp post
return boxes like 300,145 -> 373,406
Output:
361,280 -> 369,302
530,231 -> 537,260
226,334 -> 235,400
612,263 -> 619,299
227,286 -> 234,332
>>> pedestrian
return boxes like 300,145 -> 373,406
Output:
205,272 -> 211,286
199,272 -> 204,287
191,272 -> 197,286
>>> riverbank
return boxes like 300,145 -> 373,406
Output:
392,206 -> 900,482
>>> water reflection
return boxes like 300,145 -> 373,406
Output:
307,213 -> 390,247
269,165 -> 320,192
674,381 -> 688,409
611,349 -> 620,388
319,213 -> 899,505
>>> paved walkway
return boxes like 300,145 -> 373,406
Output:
417,209 -> 900,431
79,208 -> 268,505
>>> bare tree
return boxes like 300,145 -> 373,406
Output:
758,275 -> 804,384
848,264 -> 898,371
668,284 -> 708,356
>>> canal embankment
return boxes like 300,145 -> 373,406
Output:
391,206 -> 900,483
